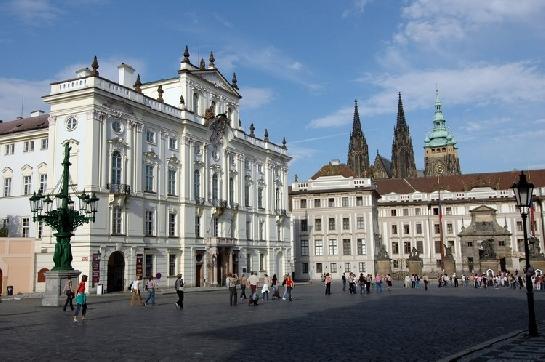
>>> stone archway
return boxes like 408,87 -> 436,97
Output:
107,251 -> 125,292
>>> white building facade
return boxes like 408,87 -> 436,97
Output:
0,51 -> 291,291
290,162 -> 379,280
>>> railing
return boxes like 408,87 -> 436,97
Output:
195,197 -> 206,205
208,237 -> 237,246
106,183 -> 131,195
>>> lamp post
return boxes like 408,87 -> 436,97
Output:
512,171 -> 538,337
29,143 -> 98,271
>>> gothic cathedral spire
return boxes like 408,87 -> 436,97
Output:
347,100 -> 370,177
391,92 -> 417,178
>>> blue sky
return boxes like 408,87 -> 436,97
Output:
1,0 -> 545,180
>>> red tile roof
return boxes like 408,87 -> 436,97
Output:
311,163 -> 356,180
0,114 -> 49,135
375,169 -> 545,195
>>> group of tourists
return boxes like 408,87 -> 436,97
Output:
129,275 -> 160,307
324,272 -> 393,295
225,272 -> 294,306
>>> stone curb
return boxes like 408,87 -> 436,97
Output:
437,329 -> 524,362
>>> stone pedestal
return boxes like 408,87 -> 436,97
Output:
407,260 -> 423,276
443,258 -> 456,275
479,259 -> 499,275
42,270 -> 81,307
375,260 -> 391,276
531,259 -> 545,273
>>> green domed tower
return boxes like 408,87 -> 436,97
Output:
423,90 -> 461,176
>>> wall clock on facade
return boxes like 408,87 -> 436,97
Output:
66,116 -> 78,131
434,161 -> 445,175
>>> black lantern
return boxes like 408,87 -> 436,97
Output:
512,171 -> 534,211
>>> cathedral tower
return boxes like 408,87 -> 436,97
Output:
390,93 -> 417,178
423,90 -> 461,176
347,100 -> 370,177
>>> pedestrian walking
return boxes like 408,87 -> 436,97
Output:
227,273 -> 238,306
261,274 -> 270,302
175,274 -> 184,309
145,276 -> 158,306
73,275 -> 88,323
272,274 -> 281,299
63,278 -> 74,312
285,274 -> 294,301
375,274 -> 383,293
423,275 -> 429,291
358,273 -> 365,294
342,273 -> 347,292
248,272 -> 259,306
325,273 -> 332,295
130,276 -> 144,306
365,274 -> 371,294
386,274 -> 393,292
239,274 -> 248,300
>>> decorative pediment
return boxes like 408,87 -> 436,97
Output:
21,164 -> 33,176
2,167 -> 13,177
209,163 -> 222,174
167,155 -> 180,167
257,177 -> 266,187
109,136 -> 129,150
37,162 -> 47,174
143,149 -> 159,163
196,71 -> 239,95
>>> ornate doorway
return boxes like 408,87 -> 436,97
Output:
195,252 -> 203,287
107,251 -> 125,292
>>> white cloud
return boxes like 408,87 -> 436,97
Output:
311,61 -> 545,128
239,87 -> 274,110
361,61 -> 545,116
342,0 -> 371,18
396,0 -> 545,47
291,132 -> 348,144
3,0 -> 61,24
0,78 -> 49,121
216,46 -> 321,91
308,106 -> 353,128
288,145 -> 318,163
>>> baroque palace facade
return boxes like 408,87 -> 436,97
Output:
291,92 -> 545,280
0,49 -> 291,292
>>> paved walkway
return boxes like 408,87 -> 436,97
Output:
1,283 -> 544,361
441,323 -> 545,361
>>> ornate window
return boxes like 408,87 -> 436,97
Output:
39,174 -> 47,193
168,169 -> 176,196
212,173 -> 219,202
168,212 -> 176,237
315,239 -> 323,256
194,170 -> 200,200
112,207 -> 122,235
23,175 -> 32,195
111,151 -> 122,185
145,164 -> 154,192
193,92 -> 200,114
3,178 -> 11,197
145,210 -> 154,236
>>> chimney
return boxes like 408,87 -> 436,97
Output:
30,110 -> 45,117
76,67 -> 92,77
330,159 -> 341,165
118,63 -> 136,87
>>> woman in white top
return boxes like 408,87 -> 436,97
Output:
261,274 -> 270,301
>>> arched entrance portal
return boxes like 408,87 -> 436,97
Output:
107,251 -> 125,292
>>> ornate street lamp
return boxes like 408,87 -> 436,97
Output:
29,143 -> 98,271
512,171 -> 538,337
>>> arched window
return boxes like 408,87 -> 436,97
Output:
37,268 -> 49,283
212,173 -> 219,201
275,187 -> 280,210
111,151 -> 122,185
194,169 -> 200,200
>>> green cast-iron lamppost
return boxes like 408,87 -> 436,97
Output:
29,143 -> 98,271
512,171 -> 538,337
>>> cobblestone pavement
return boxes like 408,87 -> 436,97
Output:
443,323 -> 545,361
1,283 -> 544,361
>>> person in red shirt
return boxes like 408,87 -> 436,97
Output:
73,275 -> 87,323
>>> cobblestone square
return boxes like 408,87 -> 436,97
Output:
1,283 -> 544,361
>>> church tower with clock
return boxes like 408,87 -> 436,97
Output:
424,90 -> 461,176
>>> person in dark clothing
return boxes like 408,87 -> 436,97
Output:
342,274 -> 347,292
174,274 -> 184,310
